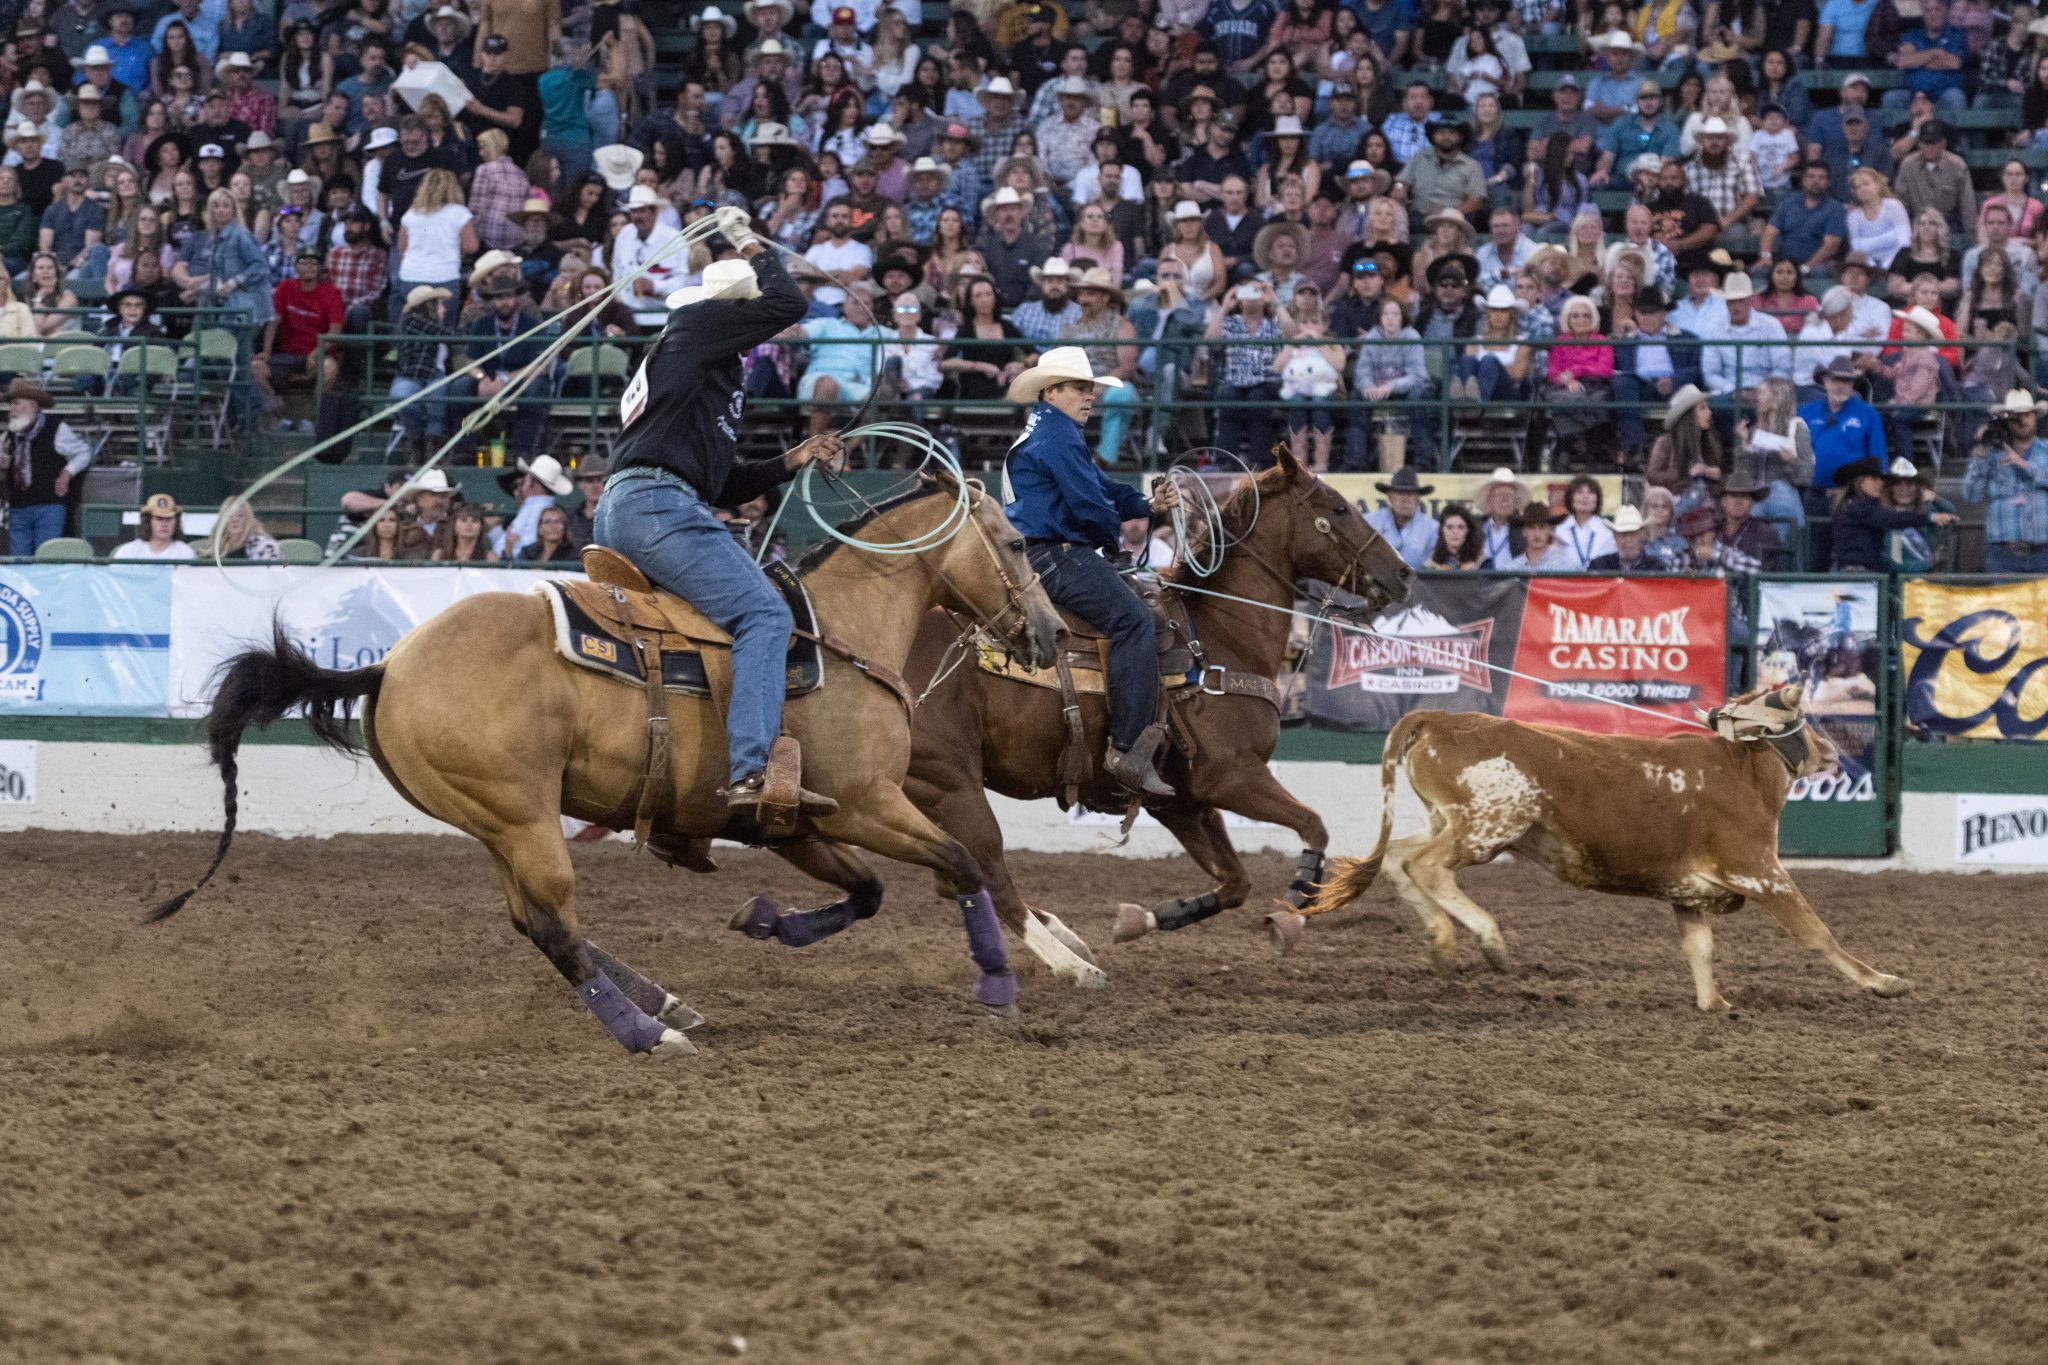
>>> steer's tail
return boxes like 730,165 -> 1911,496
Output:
146,627 -> 384,923
1304,712 -> 1422,917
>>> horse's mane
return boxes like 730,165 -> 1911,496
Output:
1162,464 -> 1292,586
794,482 -> 949,573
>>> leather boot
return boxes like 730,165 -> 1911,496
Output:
723,772 -> 839,817
1104,727 -> 1175,798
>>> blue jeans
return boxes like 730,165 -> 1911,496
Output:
7,500 -> 65,555
593,470 -> 793,783
1881,87 -> 1966,117
387,375 -> 447,440
1029,541 -> 1153,750
1983,541 -> 2048,574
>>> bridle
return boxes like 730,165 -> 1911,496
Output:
1186,472 -> 1397,611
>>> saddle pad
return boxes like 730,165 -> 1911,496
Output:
972,637 -> 1185,695
533,564 -> 824,698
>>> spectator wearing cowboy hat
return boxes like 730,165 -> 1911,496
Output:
564,454 -> 609,547
96,286 -> 163,391
1961,389 -> 2048,573
1003,342 -> 1177,796
1588,504 -> 1673,572
1395,117 -> 1486,221
608,182 -> 683,315
1254,219 -> 1309,309
1647,381 -> 1726,503
253,244 -> 343,427
1829,454 -> 1957,571
0,377 -> 89,554
1700,271 -> 1792,399
451,274 -> 555,458
394,467 -> 460,559
494,451 -> 574,558
113,492 -> 197,560
741,0 -> 803,74
1507,499 -> 1576,571
388,284 -> 454,455
1366,468 -> 1442,570
1715,472 -> 1784,572
1674,502 -> 1726,575
214,49 -> 275,136
1879,456 -> 1953,572
1798,355 -> 1888,555
1011,255 -> 1078,342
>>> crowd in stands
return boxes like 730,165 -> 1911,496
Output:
0,0 -> 2046,576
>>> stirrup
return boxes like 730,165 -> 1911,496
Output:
723,773 -> 838,817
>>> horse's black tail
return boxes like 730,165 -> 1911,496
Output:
145,627 -> 384,924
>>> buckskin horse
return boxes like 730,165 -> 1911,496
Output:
725,445 -> 1414,981
149,473 -> 1064,1057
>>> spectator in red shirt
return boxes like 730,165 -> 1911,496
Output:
254,245 -> 343,426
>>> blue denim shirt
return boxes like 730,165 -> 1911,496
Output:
178,223 -> 273,324
1004,400 -> 1150,552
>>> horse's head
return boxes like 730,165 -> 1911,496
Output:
1700,682 -> 1837,777
1215,445 -> 1413,614
916,469 -> 1062,672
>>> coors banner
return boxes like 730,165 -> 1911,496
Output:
1304,576 -> 1525,731
1503,576 -> 1728,734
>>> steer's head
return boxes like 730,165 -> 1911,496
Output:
1701,683 -> 1838,777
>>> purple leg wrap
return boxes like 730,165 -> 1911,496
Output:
777,899 -> 854,947
958,890 -> 1008,974
579,971 -> 668,1053
734,895 -> 781,940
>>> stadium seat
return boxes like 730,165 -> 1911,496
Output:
50,344 -> 108,388
277,538 -> 323,563
31,537 -> 91,561
0,341 -> 43,376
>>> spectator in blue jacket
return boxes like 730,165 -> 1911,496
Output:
1798,356 -> 1886,492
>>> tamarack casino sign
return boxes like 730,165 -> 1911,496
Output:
1503,577 -> 1728,735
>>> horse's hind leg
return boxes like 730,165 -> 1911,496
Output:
1116,804 -> 1247,942
731,837 -> 885,947
492,824 -> 696,1058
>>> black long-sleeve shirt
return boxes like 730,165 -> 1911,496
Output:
611,251 -> 808,508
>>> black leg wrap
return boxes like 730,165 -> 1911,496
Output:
1284,850 -> 1327,910
1153,891 -> 1223,932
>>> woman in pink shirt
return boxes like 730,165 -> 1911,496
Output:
1544,295 -> 1615,459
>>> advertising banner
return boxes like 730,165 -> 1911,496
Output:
1899,577 -> 2048,741
0,740 -> 33,803
167,566 -> 566,717
1502,576 -> 1727,735
1326,472 -> 1627,519
1954,794 -> 2048,865
1303,575 -> 1525,731
0,564 -> 171,715
1756,580 -> 1882,804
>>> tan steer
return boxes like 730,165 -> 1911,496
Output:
1284,686 -> 1912,1009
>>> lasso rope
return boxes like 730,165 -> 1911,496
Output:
1158,448 -> 1260,579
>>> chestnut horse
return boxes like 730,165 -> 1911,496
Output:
727,446 -> 1414,981
149,478 -> 1064,1057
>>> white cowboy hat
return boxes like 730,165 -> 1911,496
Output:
1665,383 -> 1708,426
1600,29 -> 1642,50
593,143 -> 644,191
468,248 -> 522,288
1170,198 -> 1202,221
1070,265 -> 1123,304
1270,115 -> 1306,137
1485,466 -> 1523,486
243,129 -> 273,150
977,76 -> 1017,100
747,0 -> 796,20
1483,283 -> 1517,309
517,454 -> 574,497
1611,505 -> 1647,534
745,121 -> 800,147
625,183 -> 664,209
1053,75 -> 1092,97
1007,345 -> 1124,404
1896,305 -> 1944,339
430,4 -> 473,35
75,84 -> 105,102
665,257 -> 762,309
1628,152 -> 1664,177
284,167 -> 313,186
690,4 -> 737,33
755,37 -> 789,57
862,123 -> 904,146
410,468 -> 456,494
986,185 -> 1024,208
909,155 -> 950,179
1029,256 -> 1073,284
405,283 -> 453,312
1720,271 -> 1755,301
1996,388 -> 2048,414
1697,116 -> 1732,136
72,44 -> 112,67
214,50 -> 254,75
366,125 -> 398,150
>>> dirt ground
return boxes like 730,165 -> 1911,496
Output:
3,831 -> 2044,1365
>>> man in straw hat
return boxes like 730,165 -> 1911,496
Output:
0,377 -> 91,555
1587,504 -> 1668,572
600,207 -> 844,819
1700,270 -> 1790,400
112,492 -> 195,560
965,76 -> 1025,183
1962,388 -> 2048,573
1003,344 -> 1179,797
1253,218 -> 1309,307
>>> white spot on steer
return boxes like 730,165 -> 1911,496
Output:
1642,762 -> 1686,793
1669,770 -> 1687,793
1457,757 -> 1543,852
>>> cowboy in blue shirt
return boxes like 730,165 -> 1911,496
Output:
1005,346 -> 1177,797
1798,356 -> 1886,488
